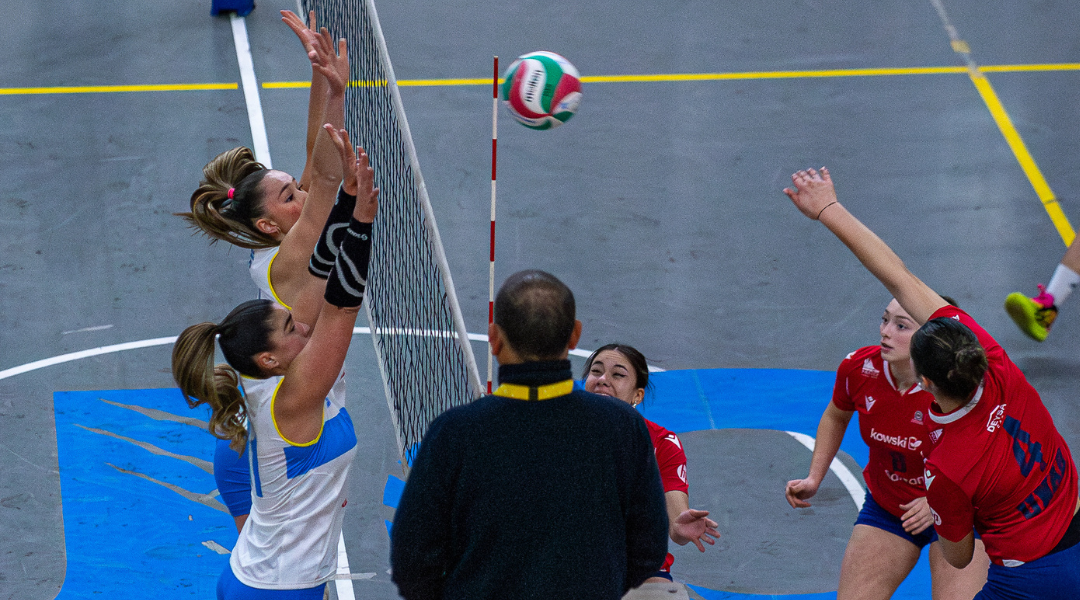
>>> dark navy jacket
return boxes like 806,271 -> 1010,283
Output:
391,359 -> 669,600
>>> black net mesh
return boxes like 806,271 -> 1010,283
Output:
301,0 -> 482,464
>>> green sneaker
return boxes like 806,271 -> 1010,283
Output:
1004,285 -> 1058,342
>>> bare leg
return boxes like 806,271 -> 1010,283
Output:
929,538 -> 989,600
1046,237 -> 1080,306
1062,235 -> 1080,274
837,524 -> 920,600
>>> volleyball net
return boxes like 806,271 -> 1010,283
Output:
300,0 -> 483,464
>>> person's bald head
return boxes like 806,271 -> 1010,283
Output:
494,270 -> 577,361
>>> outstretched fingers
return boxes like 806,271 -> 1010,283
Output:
782,167 -> 838,220
281,10 -> 316,53
324,125 -> 356,190
353,149 -> 379,223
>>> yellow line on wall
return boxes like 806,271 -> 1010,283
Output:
0,83 -> 238,95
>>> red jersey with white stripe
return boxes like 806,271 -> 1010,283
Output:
832,346 -> 934,519
923,306 -> 1078,566
646,419 -> 688,494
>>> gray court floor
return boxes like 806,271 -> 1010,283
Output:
2,0 -> 1079,598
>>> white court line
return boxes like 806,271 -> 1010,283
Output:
229,13 -> 272,168
334,532 -> 356,599
785,431 -> 865,510
0,328 -> 627,381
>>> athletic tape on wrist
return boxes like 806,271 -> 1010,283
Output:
309,186 -> 358,279
324,218 -> 373,308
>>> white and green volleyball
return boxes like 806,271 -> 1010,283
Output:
500,51 -> 582,130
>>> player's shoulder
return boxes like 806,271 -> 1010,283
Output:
837,346 -> 882,373
645,419 -> 684,449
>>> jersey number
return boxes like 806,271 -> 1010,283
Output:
890,451 -> 907,473
1004,416 -> 1046,477
1004,416 -> 1068,520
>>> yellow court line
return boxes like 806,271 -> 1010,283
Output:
968,73 -> 1075,245
1,63 -> 1077,95
258,63 -> 1080,89
0,83 -> 238,95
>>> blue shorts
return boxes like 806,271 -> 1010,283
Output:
217,566 -> 326,600
974,512 -> 1080,600
854,491 -> 937,549
647,571 -> 673,581
214,438 -> 252,517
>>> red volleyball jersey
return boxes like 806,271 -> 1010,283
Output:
923,306 -> 1078,566
646,419 -> 689,495
832,346 -> 934,519
645,419 -> 687,574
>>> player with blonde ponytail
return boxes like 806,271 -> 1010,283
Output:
173,127 -> 378,600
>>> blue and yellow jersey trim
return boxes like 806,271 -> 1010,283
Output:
270,377 -> 325,447
266,251 -> 291,310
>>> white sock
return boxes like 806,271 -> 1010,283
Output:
1046,263 -> 1080,306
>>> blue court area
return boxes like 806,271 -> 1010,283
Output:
53,389 -> 235,599
52,369 -> 946,599
374,367 -> 937,599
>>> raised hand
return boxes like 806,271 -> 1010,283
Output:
783,167 -> 838,220
281,10 -> 318,54
325,125 -> 378,223
672,509 -> 720,552
307,28 -> 350,96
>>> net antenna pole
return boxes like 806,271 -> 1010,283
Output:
487,56 -> 498,394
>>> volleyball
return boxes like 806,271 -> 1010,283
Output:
500,51 -> 582,130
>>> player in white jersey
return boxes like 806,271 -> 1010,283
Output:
173,128 -> 378,599
180,11 -> 350,324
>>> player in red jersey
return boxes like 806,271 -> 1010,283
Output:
784,167 -> 1080,599
786,298 -> 988,599
583,344 -> 720,582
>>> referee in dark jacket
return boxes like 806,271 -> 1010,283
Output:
391,269 -> 669,600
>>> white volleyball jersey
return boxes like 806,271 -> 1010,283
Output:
231,371 -> 355,589
249,247 -> 290,308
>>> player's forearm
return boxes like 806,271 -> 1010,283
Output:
818,203 -> 943,324
807,404 -> 850,484
305,70 -> 329,161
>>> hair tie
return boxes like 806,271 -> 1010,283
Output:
227,188 -> 236,200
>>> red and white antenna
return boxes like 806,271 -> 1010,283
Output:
487,55 -> 499,393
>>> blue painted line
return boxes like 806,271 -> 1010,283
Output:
640,368 -> 869,468
383,474 -> 405,509
687,585 -> 836,600
54,389 -> 235,599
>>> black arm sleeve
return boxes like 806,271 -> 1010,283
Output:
323,218 -> 372,308
308,185 -> 358,279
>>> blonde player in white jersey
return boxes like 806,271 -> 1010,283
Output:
173,127 -> 378,599
180,11 -> 349,326
181,13 -> 365,533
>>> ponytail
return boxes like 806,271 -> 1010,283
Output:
911,317 -> 988,401
177,147 -> 278,249
171,299 -> 277,452
172,322 -> 248,452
